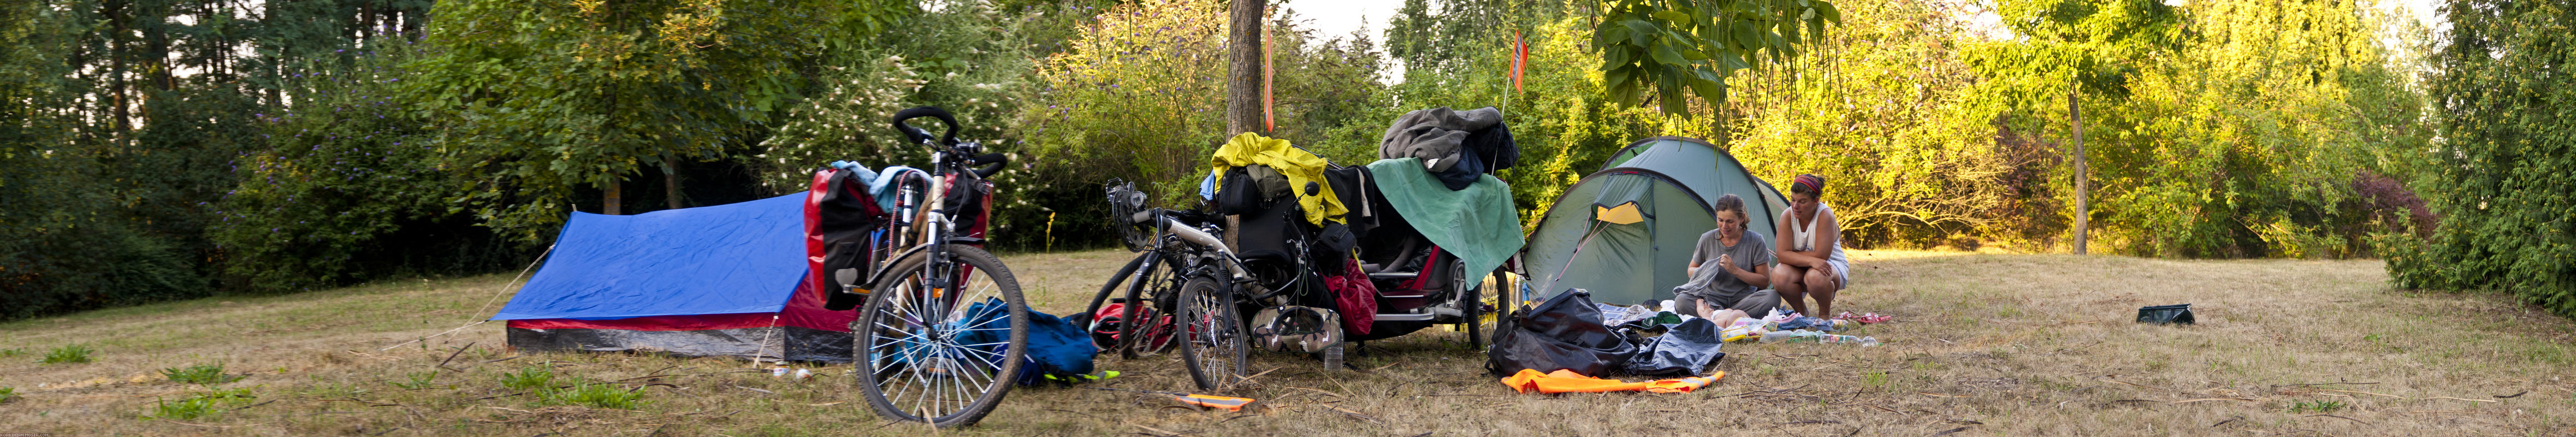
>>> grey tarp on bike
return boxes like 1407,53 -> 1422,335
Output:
1620,317 -> 1726,376
1362,157 -> 1523,288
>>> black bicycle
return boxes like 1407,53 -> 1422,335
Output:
1085,180 -> 1348,390
812,107 -> 1026,427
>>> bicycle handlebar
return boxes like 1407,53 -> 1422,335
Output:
891,107 -> 960,147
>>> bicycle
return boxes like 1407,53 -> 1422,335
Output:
810,106 -> 1027,427
1084,180 -> 1345,390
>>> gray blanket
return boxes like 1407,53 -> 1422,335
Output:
1378,107 -> 1503,173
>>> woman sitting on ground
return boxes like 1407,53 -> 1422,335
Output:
1771,174 -> 1849,317
1672,194 -> 1779,318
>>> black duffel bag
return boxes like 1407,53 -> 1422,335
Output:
1486,290 -> 1637,377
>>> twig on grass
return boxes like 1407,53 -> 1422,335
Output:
1783,420 -> 1840,425
2211,416 -> 2245,427
1327,405 -> 1383,423
2277,381 -> 2380,388
231,399 -> 277,411
1133,424 -> 1189,436
1866,404 -> 1903,414
2423,396 -> 2498,403
2317,389 -> 2403,399
2495,391 -> 2528,398
2303,414 -> 2370,424
1929,426 -> 1971,436
163,420 -> 235,428
2168,398 -> 2261,404
468,392 -> 526,401
730,385 -> 775,395
435,342 -> 476,371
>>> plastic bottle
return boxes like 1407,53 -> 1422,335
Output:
1814,334 -> 1882,347
772,361 -> 791,377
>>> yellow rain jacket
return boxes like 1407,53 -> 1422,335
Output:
1210,133 -> 1347,226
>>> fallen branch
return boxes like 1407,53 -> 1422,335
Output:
2495,391 -> 2529,399
2210,416 -> 2244,427
1328,405 -> 1383,423
2303,414 -> 2369,424
435,342 -> 476,371
1929,426 -> 1971,436
730,385 -> 775,395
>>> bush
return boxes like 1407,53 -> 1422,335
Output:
2395,0 -> 2576,316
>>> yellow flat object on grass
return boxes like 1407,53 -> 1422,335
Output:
1499,369 -> 1724,394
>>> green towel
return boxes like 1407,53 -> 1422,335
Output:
1364,158 -> 1525,288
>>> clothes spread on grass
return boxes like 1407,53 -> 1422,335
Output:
1210,133 -> 1346,226
1377,107 -> 1520,190
1622,317 -> 1727,376
1499,369 -> 1724,394
951,299 -> 1098,386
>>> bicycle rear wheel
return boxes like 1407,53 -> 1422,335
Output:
853,244 -> 1028,428
1176,275 -> 1246,391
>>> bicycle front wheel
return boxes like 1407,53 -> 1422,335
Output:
1177,275 -> 1246,391
853,244 -> 1028,428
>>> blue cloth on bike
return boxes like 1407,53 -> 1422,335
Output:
1364,157 -> 1524,288
866,166 -> 927,212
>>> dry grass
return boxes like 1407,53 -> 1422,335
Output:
3,249 -> 2571,436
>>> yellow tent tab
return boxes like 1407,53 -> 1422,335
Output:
1595,202 -> 1644,225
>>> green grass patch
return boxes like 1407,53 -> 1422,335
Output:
162,363 -> 245,385
146,387 -> 257,421
540,381 -> 643,410
2288,400 -> 2346,414
499,365 -> 556,391
42,344 -> 94,364
0,387 -> 17,404
392,370 -> 443,389
0,348 -> 25,358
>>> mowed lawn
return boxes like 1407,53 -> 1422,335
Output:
3,250 -> 2571,436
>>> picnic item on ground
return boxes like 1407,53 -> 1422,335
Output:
1834,311 -> 1892,324
1499,369 -> 1724,394
1621,317 -> 1728,376
2137,304 -> 2195,325
1086,388 -> 1257,411
1488,290 -> 1638,377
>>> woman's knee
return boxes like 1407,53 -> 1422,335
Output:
1804,270 -> 1838,297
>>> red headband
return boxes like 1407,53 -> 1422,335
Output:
1792,174 -> 1823,195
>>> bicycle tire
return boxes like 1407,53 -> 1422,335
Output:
1177,275 -> 1246,391
852,244 -> 1028,428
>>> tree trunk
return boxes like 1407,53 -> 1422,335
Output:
662,160 -> 683,210
1224,0 -> 1266,135
2069,83 -> 2088,255
604,179 -> 623,215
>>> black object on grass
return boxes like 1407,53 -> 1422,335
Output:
2136,304 -> 2195,325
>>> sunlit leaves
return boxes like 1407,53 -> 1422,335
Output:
1592,0 -> 1840,114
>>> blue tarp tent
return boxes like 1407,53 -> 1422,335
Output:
495,194 -> 856,362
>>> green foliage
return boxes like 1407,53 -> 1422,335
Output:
1727,0 -> 2028,249
0,386 -> 15,404
162,364 -> 244,386
1591,0 -> 1839,114
0,349 -> 21,357
145,387 -> 255,421
2391,0 -> 2576,316
411,0 -> 873,241
42,344 -> 94,364
207,42 -> 502,292
392,370 -> 441,389
2288,399 -> 2346,413
499,365 -> 557,391
540,381 -> 644,410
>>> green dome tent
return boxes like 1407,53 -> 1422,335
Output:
1518,137 -> 1790,306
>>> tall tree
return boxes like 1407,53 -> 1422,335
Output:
1225,0 -> 1265,135
411,0 -> 868,239
1972,0 -> 2183,253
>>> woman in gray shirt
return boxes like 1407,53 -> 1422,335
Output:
1672,194 -> 1778,318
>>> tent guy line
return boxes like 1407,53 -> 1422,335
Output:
377,243 -> 556,351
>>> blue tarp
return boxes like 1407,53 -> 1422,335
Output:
490,194 -> 809,321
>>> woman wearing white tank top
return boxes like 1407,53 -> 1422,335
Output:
1771,174 -> 1850,317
